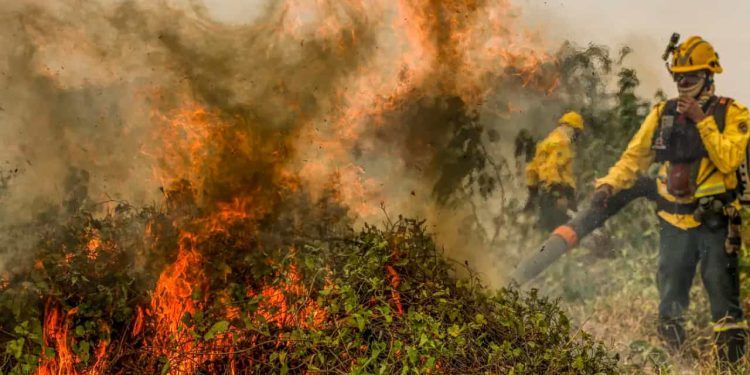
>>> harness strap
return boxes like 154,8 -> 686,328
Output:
714,97 -> 732,132
655,196 -> 699,215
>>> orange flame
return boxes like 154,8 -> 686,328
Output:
253,265 -> 326,329
82,341 -> 108,375
132,306 -> 144,337
147,103 -> 215,191
37,303 -> 108,375
135,1 -> 555,371
385,265 -> 404,316
37,303 -> 77,375
85,234 -> 102,261
149,232 -> 206,373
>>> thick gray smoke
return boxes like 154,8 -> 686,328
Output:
0,0 -> 579,285
0,0 -> 374,216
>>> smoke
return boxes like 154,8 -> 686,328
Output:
0,0 -> 572,285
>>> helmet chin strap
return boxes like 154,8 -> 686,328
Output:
698,83 -> 715,105
698,72 -> 715,102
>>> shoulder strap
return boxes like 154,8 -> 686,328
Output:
712,96 -> 733,132
663,99 -> 678,116
693,97 -> 733,188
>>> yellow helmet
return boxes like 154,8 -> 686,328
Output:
669,36 -> 722,74
559,111 -> 584,130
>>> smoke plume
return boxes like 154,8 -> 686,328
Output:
0,0 -> 571,284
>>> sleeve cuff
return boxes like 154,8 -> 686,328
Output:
594,177 -> 618,190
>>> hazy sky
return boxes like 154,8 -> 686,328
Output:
199,0 -> 750,102
522,0 -> 750,102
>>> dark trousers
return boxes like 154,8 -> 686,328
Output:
537,187 -> 574,232
657,219 -> 743,342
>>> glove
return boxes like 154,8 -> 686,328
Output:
523,186 -> 538,212
592,184 -> 613,208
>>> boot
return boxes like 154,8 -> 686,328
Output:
658,319 -> 686,350
715,328 -> 746,365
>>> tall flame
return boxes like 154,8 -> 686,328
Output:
37,303 -> 108,375
23,0 -> 558,372
149,232 -> 205,373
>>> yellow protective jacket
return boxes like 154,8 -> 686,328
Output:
595,99 -> 750,229
526,126 -> 576,191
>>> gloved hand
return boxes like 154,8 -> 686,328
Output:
592,184 -> 613,208
523,186 -> 538,212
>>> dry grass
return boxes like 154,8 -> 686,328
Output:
539,241 -> 750,374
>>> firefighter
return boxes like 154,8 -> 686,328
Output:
525,111 -> 584,232
593,35 -> 749,364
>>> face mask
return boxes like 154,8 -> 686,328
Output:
674,72 -> 707,98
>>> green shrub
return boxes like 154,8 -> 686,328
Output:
0,203 -> 618,374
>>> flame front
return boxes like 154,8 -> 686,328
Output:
24,0 -> 559,372
149,233 -> 206,373
37,303 -> 108,375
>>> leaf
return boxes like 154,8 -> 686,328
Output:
475,313 -> 486,325
203,320 -> 230,340
447,324 -> 461,338
304,256 -> 316,270
5,338 -> 24,360
14,321 -> 29,335
394,258 -> 409,267
191,288 -> 202,301
406,346 -> 417,364
350,313 -> 367,332
279,351 -> 288,375
573,356 -> 584,370
77,340 -> 91,364
628,339 -> 650,354
377,305 -> 392,324
425,356 -> 436,369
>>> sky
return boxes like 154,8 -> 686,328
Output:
198,0 -> 750,102
521,0 -> 750,102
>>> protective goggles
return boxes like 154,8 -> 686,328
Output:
672,72 -> 706,86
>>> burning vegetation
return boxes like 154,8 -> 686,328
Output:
1,195 -> 618,373
0,0 -> 635,373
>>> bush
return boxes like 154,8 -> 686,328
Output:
0,201 -> 618,374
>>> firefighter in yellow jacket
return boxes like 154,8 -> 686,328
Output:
525,111 -> 584,231
594,36 -> 749,363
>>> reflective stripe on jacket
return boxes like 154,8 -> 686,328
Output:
595,100 -> 750,229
